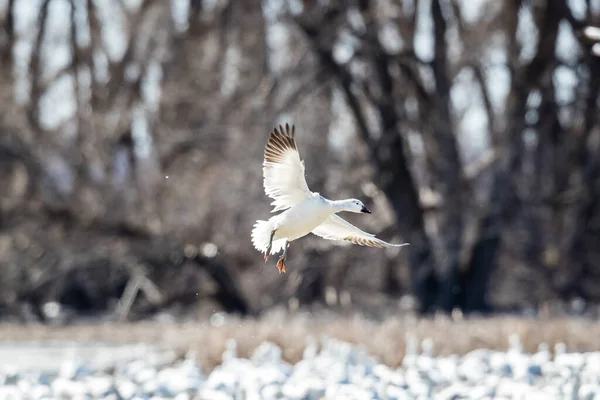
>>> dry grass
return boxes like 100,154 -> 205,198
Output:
1,311 -> 599,371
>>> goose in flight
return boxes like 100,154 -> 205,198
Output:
252,123 -> 409,273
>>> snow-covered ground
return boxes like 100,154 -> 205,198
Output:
1,335 -> 599,399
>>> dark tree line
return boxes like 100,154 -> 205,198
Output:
291,0 -> 600,313
0,0 -> 599,321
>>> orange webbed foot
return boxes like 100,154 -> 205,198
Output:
276,258 -> 287,274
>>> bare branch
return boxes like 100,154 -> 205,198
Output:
27,0 -> 51,130
1,0 -> 16,65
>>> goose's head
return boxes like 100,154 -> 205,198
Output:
343,199 -> 371,214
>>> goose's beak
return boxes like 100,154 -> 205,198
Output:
361,205 -> 371,214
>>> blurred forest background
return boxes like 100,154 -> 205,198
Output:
1,0 -> 600,324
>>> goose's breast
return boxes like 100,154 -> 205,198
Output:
275,201 -> 330,240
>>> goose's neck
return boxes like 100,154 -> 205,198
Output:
327,199 -> 353,213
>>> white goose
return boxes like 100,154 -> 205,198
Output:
251,123 -> 409,273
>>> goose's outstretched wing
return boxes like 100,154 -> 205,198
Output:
311,215 -> 410,248
263,123 -> 311,212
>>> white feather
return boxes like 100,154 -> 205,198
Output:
312,215 -> 410,248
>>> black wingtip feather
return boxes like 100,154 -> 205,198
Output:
264,123 -> 299,164
271,123 -> 295,138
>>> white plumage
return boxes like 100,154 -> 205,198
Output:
252,123 -> 408,273
584,26 -> 600,56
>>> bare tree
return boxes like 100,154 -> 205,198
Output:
0,0 -> 259,320
1,0 -> 600,321
286,0 -> 600,313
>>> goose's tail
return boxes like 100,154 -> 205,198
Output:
252,220 -> 286,255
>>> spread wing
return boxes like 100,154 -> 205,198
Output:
311,215 -> 410,248
263,123 -> 311,212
